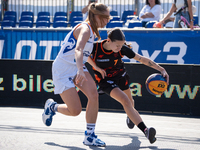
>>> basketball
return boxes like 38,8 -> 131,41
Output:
145,73 -> 167,96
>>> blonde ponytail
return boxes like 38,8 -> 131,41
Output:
86,3 -> 110,40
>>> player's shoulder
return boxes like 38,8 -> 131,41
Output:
121,44 -> 135,57
94,40 -> 102,47
121,44 -> 132,51
75,22 -> 91,33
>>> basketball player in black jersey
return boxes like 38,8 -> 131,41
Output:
87,28 -> 169,144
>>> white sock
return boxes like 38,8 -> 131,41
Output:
50,104 -> 59,112
86,123 -> 96,135
54,104 -> 59,112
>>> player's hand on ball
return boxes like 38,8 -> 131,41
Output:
160,70 -> 169,85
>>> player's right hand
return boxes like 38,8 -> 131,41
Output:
96,67 -> 106,79
75,69 -> 88,86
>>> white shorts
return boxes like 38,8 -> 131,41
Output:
52,59 -> 88,94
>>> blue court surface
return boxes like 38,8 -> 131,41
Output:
0,107 -> 200,150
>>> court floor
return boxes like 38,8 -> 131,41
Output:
0,107 -> 200,150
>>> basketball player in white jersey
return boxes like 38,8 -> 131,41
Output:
42,3 -> 111,147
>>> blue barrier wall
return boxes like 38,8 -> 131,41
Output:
0,28 -> 200,64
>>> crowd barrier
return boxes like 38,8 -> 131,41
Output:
0,59 -> 199,116
0,28 -> 200,64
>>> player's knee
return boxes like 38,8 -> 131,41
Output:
121,98 -> 132,108
70,107 -> 82,116
87,89 -> 98,102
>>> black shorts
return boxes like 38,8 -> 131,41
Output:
98,73 -> 130,95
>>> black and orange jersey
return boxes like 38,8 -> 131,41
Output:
91,39 -> 136,83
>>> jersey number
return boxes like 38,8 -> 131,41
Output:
114,59 -> 118,65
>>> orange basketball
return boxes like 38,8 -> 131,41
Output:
145,73 -> 167,96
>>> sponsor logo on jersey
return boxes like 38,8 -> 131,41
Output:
96,59 -> 109,62
66,38 -> 75,49
98,55 -> 104,58
63,35 -> 76,53
107,80 -> 114,84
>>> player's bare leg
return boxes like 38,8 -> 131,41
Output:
59,88 -> 82,116
110,87 -> 142,125
123,88 -> 136,129
75,72 -> 106,147
110,87 -> 156,144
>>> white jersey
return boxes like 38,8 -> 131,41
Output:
55,22 -> 94,65
52,22 -> 94,94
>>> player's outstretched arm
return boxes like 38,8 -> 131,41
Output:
134,53 -> 169,84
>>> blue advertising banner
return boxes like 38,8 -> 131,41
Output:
0,28 -> 200,64
1,29 -> 69,60
123,30 -> 200,64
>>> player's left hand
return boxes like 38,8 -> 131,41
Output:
160,70 -> 169,85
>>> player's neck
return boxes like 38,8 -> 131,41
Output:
103,41 -> 112,51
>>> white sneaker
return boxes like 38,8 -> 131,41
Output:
83,131 -> 106,147
42,99 -> 56,126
